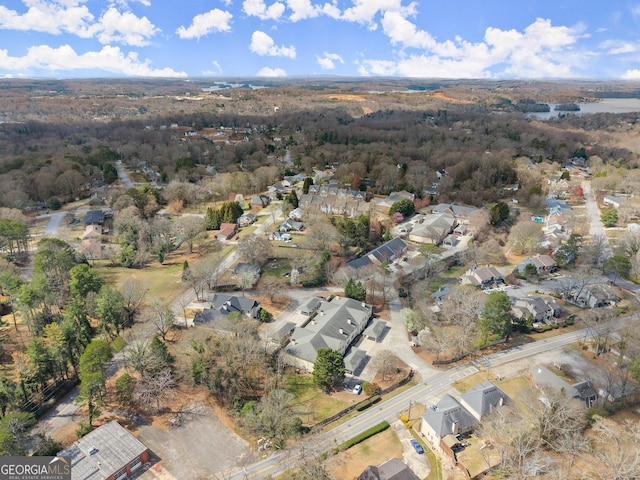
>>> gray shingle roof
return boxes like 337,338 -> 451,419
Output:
460,381 -> 509,419
59,421 -> 147,480
347,238 -> 407,269
422,394 -> 477,438
284,296 -> 372,363
357,458 -> 420,480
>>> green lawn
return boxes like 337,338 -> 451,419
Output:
285,373 -> 351,425
99,262 -> 185,301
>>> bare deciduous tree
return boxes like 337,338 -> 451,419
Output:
509,220 -> 543,255
372,350 -> 397,381
135,369 -> 175,413
590,415 -> 640,480
149,299 -> 175,342
120,278 -> 148,328
237,236 -> 271,266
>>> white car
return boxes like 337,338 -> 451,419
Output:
352,384 -> 362,395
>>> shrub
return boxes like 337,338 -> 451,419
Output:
76,421 -> 93,438
332,421 -> 390,453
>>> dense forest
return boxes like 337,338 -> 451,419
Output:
1,98 -> 637,211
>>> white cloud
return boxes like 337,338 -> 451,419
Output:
599,39 -> 638,55
0,44 -> 186,77
257,66 -> 287,76
242,0 -> 285,20
0,2 -> 159,46
316,52 -> 343,69
623,69 -> 640,79
176,9 -> 232,39
111,0 -> 152,7
286,0 -> 318,21
93,8 -> 159,46
250,31 -> 296,58
0,0 -> 95,37
201,60 -> 223,76
360,17 -> 585,79
342,0 -> 416,25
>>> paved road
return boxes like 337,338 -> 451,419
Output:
115,161 -> 134,189
220,314 -> 636,479
582,180 -> 612,259
36,211 -> 66,237
170,206 -> 282,324
581,181 -> 640,297
35,205 -> 283,439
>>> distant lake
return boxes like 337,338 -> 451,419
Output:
528,98 -> 640,120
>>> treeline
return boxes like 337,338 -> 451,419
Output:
0,102 -> 636,210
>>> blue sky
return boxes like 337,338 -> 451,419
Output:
1,0 -> 640,79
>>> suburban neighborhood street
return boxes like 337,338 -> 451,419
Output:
220,313 -> 637,479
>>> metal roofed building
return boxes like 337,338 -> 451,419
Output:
59,420 -> 150,480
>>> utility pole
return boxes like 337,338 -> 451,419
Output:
408,400 -> 412,420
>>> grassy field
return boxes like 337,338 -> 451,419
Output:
325,428 -> 403,480
285,373 -> 351,425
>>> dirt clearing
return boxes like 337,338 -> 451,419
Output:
136,396 -> 256,480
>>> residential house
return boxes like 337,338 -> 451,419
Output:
347,238 -> 408,270
459,381 -> 509,421
513,297 -> 562,325
517,255 -> 558,275
84,209 -> 105,225
216,223 -> 238,240
603,195 -> 624,208
575,284 -> 620,308
420,394 -> 477,451
372,190 -> 415,213
426,203 -> 479,224
357,458 -> 420,480
461,266 -> 504,288
432,285 -> 452,306
441,234 -> 459,248
237,213 -> 257,227
282,296 -> 373,372
83,224 -> 102,240
546,197 -> 571,211
572,381 -> 598,407
250,194 -> 271,208
279,218 -> 304,232
268,182 -> 287,198
453,224 -> 467,236
59,420 -> 150,480
363,319 -> 387,342
288,207 -> 304,220
529,365 -> 597,407
299,192 -> 370,219
408,213 -> 457,245
193,294 -> 261,333
299,297 -> 323,316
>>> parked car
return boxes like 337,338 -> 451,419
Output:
410,439 -> 424,454
352,384 -> 362,395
